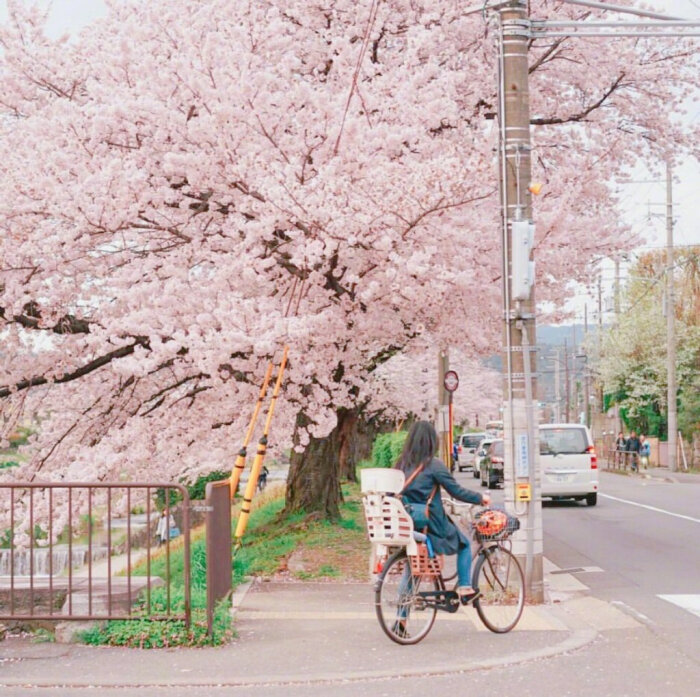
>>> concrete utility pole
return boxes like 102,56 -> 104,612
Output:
437,349 -> 451,466
563,340 -> 570,423
584,304 -> 590,428
497,0 -> 543,602
554,349 -> 561,422
666,161 -> 677,472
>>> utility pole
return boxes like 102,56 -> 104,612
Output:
437,349 -> 451,466
584,304 -> 590,428
554,349 -> 561,422
572,324 -> 579,421
614,257 -> 621,318
666,161 -> 677,472
497,0 -> 543,602
597,273 -> 604,416
564,339 -> 570,423
597,275 -> 603,347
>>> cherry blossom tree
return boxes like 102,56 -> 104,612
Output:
0,0 -> 697,518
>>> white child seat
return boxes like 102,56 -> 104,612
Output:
360,467 -> 404,494
361,468 -> 418,556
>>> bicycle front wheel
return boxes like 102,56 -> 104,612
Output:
375,549 -> 440,645
473,545 -> 525,633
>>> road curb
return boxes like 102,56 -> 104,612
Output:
230,576 -> 255,620
0,628 -> 598,689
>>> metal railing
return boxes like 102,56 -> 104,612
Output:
604,449 -> 640,471
0,482 -> 190,626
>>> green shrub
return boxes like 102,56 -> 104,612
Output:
186,470 -> 231,501
155,470 -> 231,510
371,431 -> 407,468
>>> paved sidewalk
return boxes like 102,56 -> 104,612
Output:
602,465 -> 698,484
0,560 -> 642,688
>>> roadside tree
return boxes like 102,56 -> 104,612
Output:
596,249 -> 700,443
0,1 -> 697,518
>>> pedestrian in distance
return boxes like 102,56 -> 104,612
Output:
639,434 -> 651,470
626,431 -> 642,472
614,431 -> 627,468
395,421 -> 490,616
451,441 -> 459,473
155,510 -> 176,546
257,464 -> 270,491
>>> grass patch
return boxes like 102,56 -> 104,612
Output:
233,482 -> 370,582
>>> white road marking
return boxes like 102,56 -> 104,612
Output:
610,600 -> 655,626
658,594 -> 700,619
599,494 -> 700,524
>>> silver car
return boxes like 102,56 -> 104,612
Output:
472,437 -> 496,479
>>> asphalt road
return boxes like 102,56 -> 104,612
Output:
454,467 -> 699,639
541,470 -> 700,660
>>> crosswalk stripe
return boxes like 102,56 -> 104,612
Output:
657,594 -> 700,619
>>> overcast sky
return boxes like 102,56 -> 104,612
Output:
1,0 -> 698,310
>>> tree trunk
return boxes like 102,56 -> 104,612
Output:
285,409 -> 344,520
338,409 -> 359,482
285,409 -> 395,520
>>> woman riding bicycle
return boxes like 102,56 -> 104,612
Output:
396,421 -> 490,605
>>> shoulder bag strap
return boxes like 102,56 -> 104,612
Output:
399,463 -> 424,495
425,485 -> 438,520
400,463 -> 439,523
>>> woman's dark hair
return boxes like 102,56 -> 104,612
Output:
395,421 -> 437,473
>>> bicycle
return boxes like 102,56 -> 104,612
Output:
363,481 -> 525,645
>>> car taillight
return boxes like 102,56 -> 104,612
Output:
586,445 -> 597,469
458,446 -> 462,453
492,457 -> 503,464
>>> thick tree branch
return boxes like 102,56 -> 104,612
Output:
531,74 -> 625,126
0,303 -> 91,334
0,338 -> 149,398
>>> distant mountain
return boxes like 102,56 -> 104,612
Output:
481,323 -> 605,374
537,324 -> 588,347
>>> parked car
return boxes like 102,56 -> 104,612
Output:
479,439 -> 504,489
539,424 -> 598,506
472,437 -> 495,478
456,432 -> 486,472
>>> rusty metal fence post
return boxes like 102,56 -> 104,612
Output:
205,479 -> 232,637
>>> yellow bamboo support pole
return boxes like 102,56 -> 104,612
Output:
234,345 -> 289,541
229,362 -> 275,500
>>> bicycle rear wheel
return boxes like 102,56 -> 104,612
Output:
473,545 -> 525,633
375,549 -> 441,645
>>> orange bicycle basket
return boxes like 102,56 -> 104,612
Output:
474,509 -> 508,538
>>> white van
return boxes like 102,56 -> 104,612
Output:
539,424 -> 598,506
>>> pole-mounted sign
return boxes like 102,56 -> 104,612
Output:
443,370 -> 459,393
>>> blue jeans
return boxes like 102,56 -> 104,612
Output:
456,541 -> 472,588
